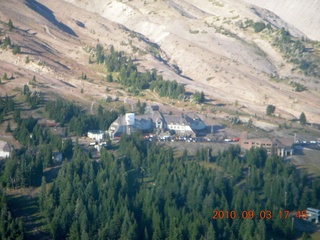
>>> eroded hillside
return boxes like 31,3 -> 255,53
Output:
243,0 -> 320,41
1,0 -> 320,124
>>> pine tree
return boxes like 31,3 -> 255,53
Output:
200,91 -> 205,103
106,74 -> 113,82
98,104 -> 103,116
266,105 -> 276,115
3,37 -> 11,48
3,73 -> 8,80
62,138 -> 73,159
299,112 -> 306,125
5,122 -> 11,133
205,224 -> 215,240
8,19 -> 14,31
13,109 -> 20,123
39,176 -> 46,211
12,45 -> 21,55
299,187 -> 310,209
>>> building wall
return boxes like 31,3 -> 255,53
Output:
240,132 -> 294,157
0,150 -> 10,158
88,132 -> 104,140
0,141 -> 11,159
167,124 -> 192,132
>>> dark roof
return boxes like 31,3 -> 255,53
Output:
0,141 -> 11,152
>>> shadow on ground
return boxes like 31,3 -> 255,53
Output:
25,0 -> 77,37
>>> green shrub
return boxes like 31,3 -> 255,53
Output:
12,45 -> 21,55
8,19 -> 14,31
253,22 -> 266,33
266,105 -> 275,115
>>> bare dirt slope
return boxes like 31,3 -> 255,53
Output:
1,0 -> 320,124
0,0 -> 185,106
243,0 -> 320,41
65,0 -> 320,123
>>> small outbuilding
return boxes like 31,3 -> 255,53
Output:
88,130 -> 104,141
52,152 -> 63,162
306,208 -> 320,223
0,140 -> 11,159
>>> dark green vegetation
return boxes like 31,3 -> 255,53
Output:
22,85 -> 42,109
2,36 -> 11,48
241,19 -> 320,78
0,23 -> 22,55
292,82 -> 306,92
193,91 -> 205,104
253,22 -> 266,33
299,112 -> 307,126
7,19 -> 14,32
12,45 -> 21,55
0,95 -> 118,239
0,188 -> 25,239
0,95 -> 14,122
2,97 -> 118,187
45,98 -> 118,136
95,45 -> 185,99
273,28 -> 320,77
266,104 -> 276,116
1,95 -> 320,240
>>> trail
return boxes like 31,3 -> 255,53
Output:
43,24 -> 57,39
91,100 -> 95,114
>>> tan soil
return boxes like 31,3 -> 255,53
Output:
0,0 -> 319,124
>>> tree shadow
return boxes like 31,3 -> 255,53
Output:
25,0 -> 77,37
43,163 -> 61,183
207,125 -> 225,134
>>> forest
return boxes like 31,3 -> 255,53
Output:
97,45 -> 185,99
45,98 -> 118,136
0,95 -> 319,239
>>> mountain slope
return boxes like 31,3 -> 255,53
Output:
1,0 -> 320,124
65,0 -> 320,122
243,0 -> 320,41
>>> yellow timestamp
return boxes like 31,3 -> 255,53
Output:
212,210 -> 297,220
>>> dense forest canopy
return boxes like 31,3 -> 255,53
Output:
0,96 -> 319,239
45,98 -> 118,135
97,44 -> 185,99
35,134 -> 320,240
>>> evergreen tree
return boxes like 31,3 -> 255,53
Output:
192,91 -> 205,103
106,74 -> 113,82
98,104 -> 103,116
13,109 -> 21,123
62,138 -> 73,159
8,19 -> 14,31
5,121 -> 11,133
301,232 -> 312,240
12,45 -> 21,55
299,187 -> 310,209
3,73 -> 8,80
299,112 -> 306,125
266,104 -> 276,115
39,176 -> 47,211
3,37 -> 11,48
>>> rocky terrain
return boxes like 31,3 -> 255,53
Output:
1,0 -> 320,124
243,0 -> 320,40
